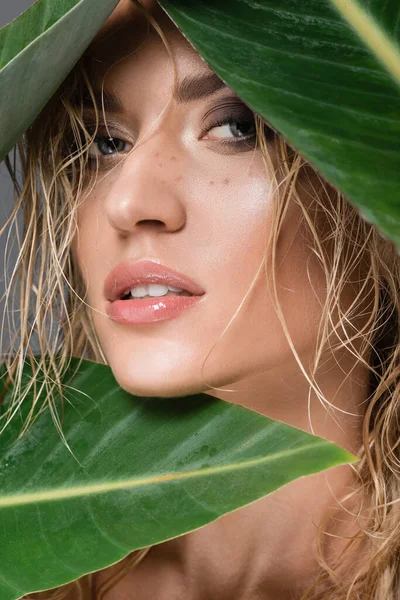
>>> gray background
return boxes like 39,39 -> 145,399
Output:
0,0 -> 35,27
1,1 -> 36,350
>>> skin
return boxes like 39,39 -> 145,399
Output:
73,1 -> 371,597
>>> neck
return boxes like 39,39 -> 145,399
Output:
206,346 -> 368,455
174,349 -> 368,598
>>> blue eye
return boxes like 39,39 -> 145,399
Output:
200,101 -> 260,149
206,119 -> 257,140
88,136 -> 131,157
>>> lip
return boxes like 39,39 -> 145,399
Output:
104,259 -> 206,325
106,295 -> 204,325
104,259 -> 206,302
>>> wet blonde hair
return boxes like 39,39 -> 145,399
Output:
2,1 -> 400,598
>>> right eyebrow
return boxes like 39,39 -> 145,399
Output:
82,89 -> 123,114
82,71 -> 229,114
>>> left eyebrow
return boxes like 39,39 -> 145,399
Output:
82,71 -> 228,114
173,72 -> 227,103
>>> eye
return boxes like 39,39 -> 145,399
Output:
199,100 -> 259,149
205,119 -> 257,141
88,135 -> 133,158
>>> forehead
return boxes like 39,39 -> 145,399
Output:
85,1 -> 209,82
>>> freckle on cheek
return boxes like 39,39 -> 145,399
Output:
158,162 -> 163,167
224,178 -> 230,185
155,152 -> 160,158
170,156 -> 177,161
209,180 -> 215,186
174,175 -> 183,182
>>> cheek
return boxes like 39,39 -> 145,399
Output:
73,190 -> 111,294
196,221 -> 325,387
186,161 -> 274,267
192,173 -> 325,384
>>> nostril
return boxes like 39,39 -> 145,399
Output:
137,219 -> 166,228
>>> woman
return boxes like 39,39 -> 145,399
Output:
2,0 -> 400,598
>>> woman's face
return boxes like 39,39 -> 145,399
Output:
74,2 -> 325,399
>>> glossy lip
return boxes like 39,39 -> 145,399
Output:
106,295 -> 204,325
104,259 -> 206,302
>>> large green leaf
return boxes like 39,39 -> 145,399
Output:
159,0 -> 400,247
0,358 -> 354,599
0,0 -> 119,161
2,0 -> 399,245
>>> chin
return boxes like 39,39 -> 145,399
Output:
108,353 -> 243,400
109,361 -> 206,399
116,379 -> 206,399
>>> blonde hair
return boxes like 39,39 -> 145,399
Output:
2,1 -> 400,598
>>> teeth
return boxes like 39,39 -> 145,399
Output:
128,284 -> 187,299
131,284 -> 168,298
130,285 -> 149,298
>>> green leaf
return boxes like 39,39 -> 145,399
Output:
0,358 -> 355,599
159,0 -> 400,247
0,0 -> 119,162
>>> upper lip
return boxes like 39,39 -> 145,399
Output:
104,259 -> 206,301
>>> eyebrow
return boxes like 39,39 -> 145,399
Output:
82,72 -> 228,113
174,72 -> 227,103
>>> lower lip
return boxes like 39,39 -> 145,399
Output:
106,295 -> 204,324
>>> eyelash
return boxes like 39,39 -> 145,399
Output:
85,110 -> 258,163
201,115 -> 257,145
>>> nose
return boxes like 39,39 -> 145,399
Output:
103,138 -> 187,236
